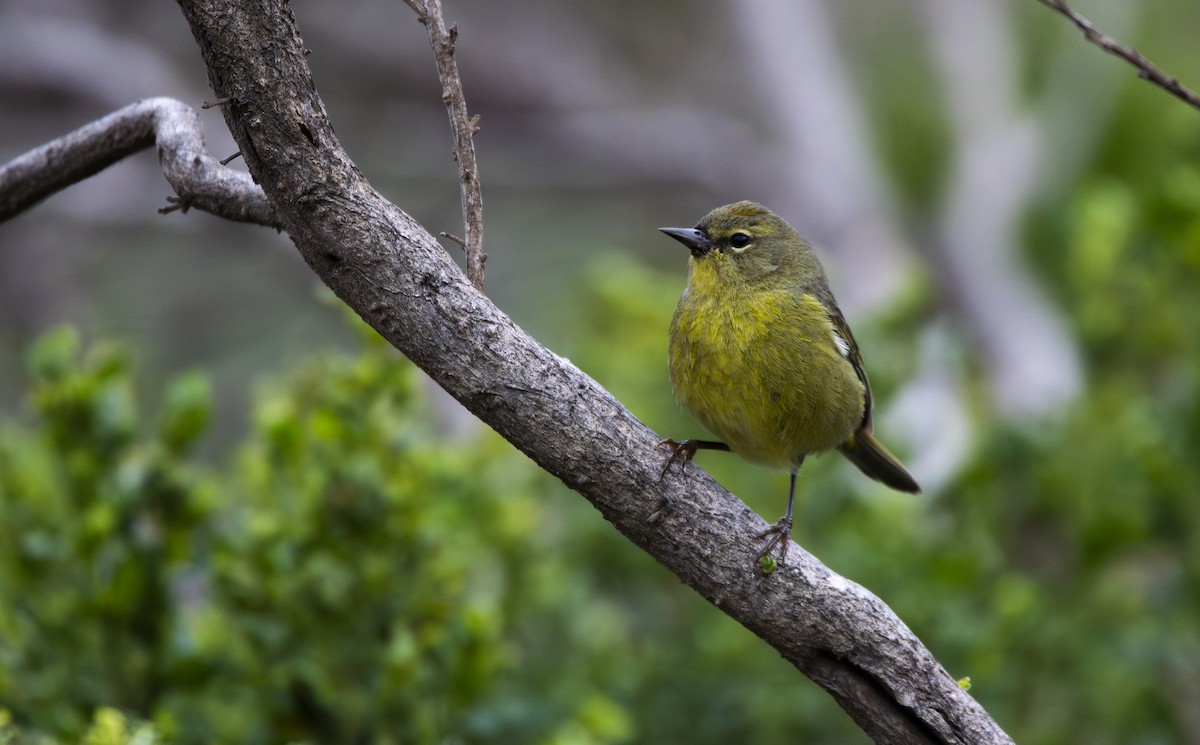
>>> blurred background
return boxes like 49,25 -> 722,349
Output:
2,0 -> 1200,743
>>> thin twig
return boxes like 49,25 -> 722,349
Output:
400,0 -> 426,21
439,231 -> 466,247
1037,0 -> 1200,112
407,0 -> 486,290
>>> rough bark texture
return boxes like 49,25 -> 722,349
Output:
0,97 -> 278,226
0,2 -> 1009,742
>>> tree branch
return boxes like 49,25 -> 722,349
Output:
0,97 -> 280,227
1036,0 -> 1200,112
177,2 -> 1010,740
0,1 -> 1013,741
406,0 -> 486,291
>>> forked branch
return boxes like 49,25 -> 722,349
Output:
0,97 -> 279,226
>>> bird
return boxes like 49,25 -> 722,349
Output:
659,200 -> 920,566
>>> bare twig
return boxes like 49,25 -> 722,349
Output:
1037,0 -> 1200,112
407,0 -> 486,290
0,97 -> 280,227
439,231 -> 466,247
400,0 -> 425,21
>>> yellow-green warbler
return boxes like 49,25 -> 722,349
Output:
660,201 -> 920,565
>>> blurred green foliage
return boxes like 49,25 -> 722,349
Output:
0,324 -> 642,744
3,156 -> 1200,744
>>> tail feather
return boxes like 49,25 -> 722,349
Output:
838,430 -> 921,493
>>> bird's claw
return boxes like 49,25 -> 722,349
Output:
657,437 -> 700,481
755,515 -> 794,567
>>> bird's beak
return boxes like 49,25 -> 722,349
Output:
659,227 -> 715,257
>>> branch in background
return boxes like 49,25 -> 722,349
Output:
919,0 -> 1084,420
406,0 -> 486,290
1037,0 -> 1200,112
0,97 -> 280,227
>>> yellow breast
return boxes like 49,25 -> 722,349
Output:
668,259 -> 865,470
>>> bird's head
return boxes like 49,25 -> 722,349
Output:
659,201 -> 815,286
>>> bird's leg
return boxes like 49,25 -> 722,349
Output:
756,468 -> 800,566
656,438 -> 730,480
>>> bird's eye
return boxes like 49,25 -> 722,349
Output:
729,232 -> 752,249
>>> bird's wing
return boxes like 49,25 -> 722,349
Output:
819,296 -> 874,433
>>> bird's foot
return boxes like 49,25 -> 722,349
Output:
755,515 -> 794,567
657,438 -> 700,481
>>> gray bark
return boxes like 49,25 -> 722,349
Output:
0,97 -> 277,226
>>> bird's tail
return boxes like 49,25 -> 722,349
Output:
838,429 -> 921,493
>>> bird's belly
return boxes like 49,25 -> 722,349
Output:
669,298 -> 864,469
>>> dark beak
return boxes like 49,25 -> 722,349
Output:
659,227 -> 715,257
